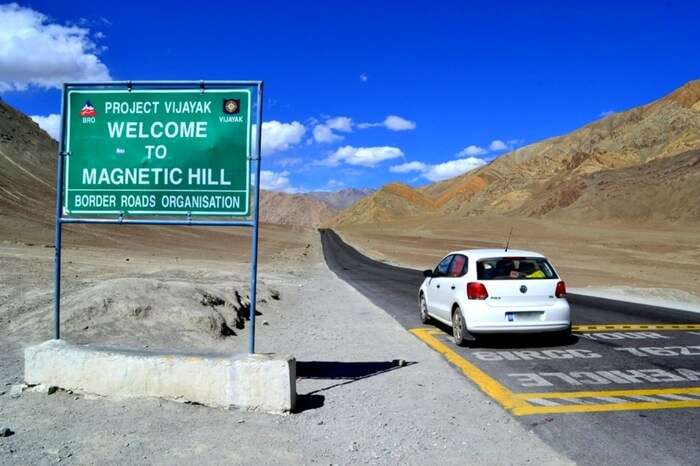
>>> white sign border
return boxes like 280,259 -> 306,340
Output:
63,88 -> 252,217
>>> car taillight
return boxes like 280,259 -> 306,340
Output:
467,282 -> 488,300
555,280 -> 566,298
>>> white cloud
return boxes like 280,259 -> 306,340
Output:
392,157 -> 487,182
383,115 -> 416,131
389,161 -> 428,173
0,4 -> 111,91
274,157 -> 303,168
360,73 -> 368,82
423,157 -> 487,182
260,170 -> 297,192
30,113 -> 61,140
457,145 -> 487,157
324,145 -> 404,167
325,179 -> 344,189
325,116 -> 353,132
358,115 -> 416,131
313,124 -> 343,143
488,139 -> 508,151
458,139 -> 520,157
312,116 -> 353,143
253,120 -> 305,155
599,110 -> 615,117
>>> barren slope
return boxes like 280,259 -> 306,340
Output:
429,80 -> 700,218
331,183 -> 436,225
259,190 -> 338,227
518,149 -> 700,222
0,101 -> 57,240
306,188 -> 374,210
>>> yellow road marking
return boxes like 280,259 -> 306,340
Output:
409,328 -> 528,412
573,324 -> 700,332
410,326 -> 700,415
514,400 -> 700,416
516,387 -> 700,400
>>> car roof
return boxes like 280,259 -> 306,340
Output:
446,249 -> 547,260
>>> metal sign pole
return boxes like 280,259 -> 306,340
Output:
247,82 -> 264,354
53,84 -> 67,340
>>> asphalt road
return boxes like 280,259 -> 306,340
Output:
320,228 -> 700,466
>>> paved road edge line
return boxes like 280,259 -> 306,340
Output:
409,328 -> 528,412
573,323 -> 700,332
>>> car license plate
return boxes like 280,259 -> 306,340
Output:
506,312 -> 514,322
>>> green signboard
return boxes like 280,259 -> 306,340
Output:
63,89 -> 251,216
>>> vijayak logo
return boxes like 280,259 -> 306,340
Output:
219,98 -> 244,123
223,99 -> 240,114
79,100 -> 96,124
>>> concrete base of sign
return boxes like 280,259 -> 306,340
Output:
24,340 -> 296,413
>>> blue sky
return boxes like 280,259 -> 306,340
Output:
2,1 -> 700,192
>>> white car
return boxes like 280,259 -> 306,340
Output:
419,249 -> 571,345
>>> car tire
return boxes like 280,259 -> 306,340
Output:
452,306 -> 468,347
554,324 -> 572,342
419,294 -> 431,324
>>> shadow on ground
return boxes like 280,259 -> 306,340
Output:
293,360 -> 416,412
429,320 -> 579,349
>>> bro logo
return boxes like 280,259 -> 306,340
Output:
79,100 -> 97,124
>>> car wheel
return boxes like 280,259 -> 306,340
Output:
554,324 -> 572,342
419,294 -> 431,324
452,306 -> 468,347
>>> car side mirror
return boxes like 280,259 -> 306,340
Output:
423,269 -> 433,278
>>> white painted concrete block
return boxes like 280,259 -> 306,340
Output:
229,353 -> 297,413
24,340 -> 296,413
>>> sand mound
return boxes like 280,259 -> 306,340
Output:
4,277 -> 281,345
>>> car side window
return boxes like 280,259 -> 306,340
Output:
434,255 -> 453,278
448,254 -> 467,277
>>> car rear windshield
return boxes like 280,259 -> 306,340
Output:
477,257 -> 558,280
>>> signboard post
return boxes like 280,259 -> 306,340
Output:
53,81 -> 264,353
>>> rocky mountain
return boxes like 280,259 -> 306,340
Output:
427,79 -> 700,217
0,100 -> 58,241
333,80 -> 700,225
306,188 -> 374,210
516,148 -> 700,223
259,191 -> 338,227
329,183 -> 435,225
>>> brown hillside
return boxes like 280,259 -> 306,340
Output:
259,191 -> 338,227
427,79 -> 700,220
306,188 -> 374,210
518,149 -> 700,223
430,175 -> 488,208
331,183 -> 436,225
0,101 -> 58,241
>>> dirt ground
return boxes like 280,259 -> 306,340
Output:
0,227 -> 570,465
336,215 -> 700,303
